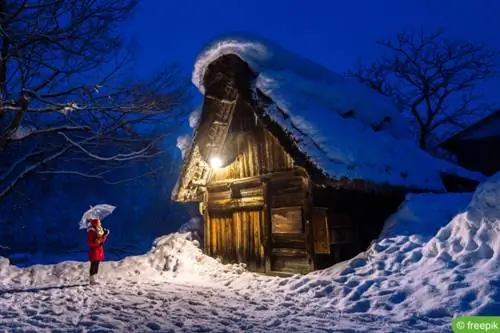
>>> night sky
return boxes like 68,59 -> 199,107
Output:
123,0 -> 500,109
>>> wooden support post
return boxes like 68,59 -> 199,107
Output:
262,180 -> 272,274
303,177 -> 316,271
202,193 -> 210,256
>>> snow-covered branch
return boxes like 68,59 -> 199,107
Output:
58,132 -> 159,162
0,0 -> 191,200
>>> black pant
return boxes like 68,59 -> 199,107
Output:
90,260 -> 100,276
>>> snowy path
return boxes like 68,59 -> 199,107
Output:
0,273 -> 449,333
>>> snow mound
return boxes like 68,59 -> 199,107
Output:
191,34 -> 484,191
0,232 -> 246,288
467,171 -> 500,222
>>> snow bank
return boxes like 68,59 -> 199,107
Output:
191,34 -> 484,191
0,231 -> 246,288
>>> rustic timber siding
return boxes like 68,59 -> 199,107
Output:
267,172 -> 312,274
312,186 -> 405,269
210,100 -> 295,182
205,209 -> 266,272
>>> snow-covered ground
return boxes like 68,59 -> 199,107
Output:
2,174 -> 500,332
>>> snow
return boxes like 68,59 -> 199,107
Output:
9,125 -> 35,140
192,35 -> 485,191
176,135 -> 192,159
2,173 -> 500,331
189,106 -> 202,129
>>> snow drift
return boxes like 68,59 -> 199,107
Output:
0,231 -> 245,288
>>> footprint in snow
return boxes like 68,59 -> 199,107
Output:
344,299 -> 371,313
388,291 -> 407,304
146,322 -> 161,331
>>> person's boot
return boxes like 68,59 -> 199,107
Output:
89,275 -> 98,285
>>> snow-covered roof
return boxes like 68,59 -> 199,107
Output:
188,34 -> 484,192
441,109 -> 500,146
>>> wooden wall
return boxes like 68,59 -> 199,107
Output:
312,186 -> 405,269
205,209 -> 266,272
449,137 -> 500,176
266,173 -> 312,274
204,99 -> 313,274
210,100 -> 295,182
203,169 -> 313,275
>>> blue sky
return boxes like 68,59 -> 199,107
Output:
123,0 -> 500,111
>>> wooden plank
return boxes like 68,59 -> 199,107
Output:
232,211 -> 241,262
303,175 -> 314,269
271,194 -> 306,208
207,196 -> 264,211
271,207 -> 303,234
263,181 -> 272,274
311,207 -> 330,254
211,215 -> 217,257
258,209 -> 265,266
271,248 -> 308,256
208,168 -> 306,189
242,211 -> 248,264
248,211 -> 255,270
225,216 -> 232,262
330,227 -> 356,244
271,256 -> 311,274
269,177 -> 305,195
204,209 -> 210,255
272,233 -> 307,249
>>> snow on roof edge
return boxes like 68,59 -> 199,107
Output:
191,34 -> 484,191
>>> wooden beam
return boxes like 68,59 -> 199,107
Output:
203,192 -> 210,255
311,207 -> 330,254
207,168 -> 307,190
263,180 -> 272,274
207,196 -> 264,212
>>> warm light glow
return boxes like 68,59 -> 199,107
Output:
209,156 -> 223,169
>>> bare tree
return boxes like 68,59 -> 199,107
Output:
0,0 -> 191,200
349,29 -> 498,149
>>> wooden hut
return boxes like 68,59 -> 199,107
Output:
172,36 -> 482,275
439,109 -> 500,176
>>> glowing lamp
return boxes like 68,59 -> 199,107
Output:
209,156 -> 223,169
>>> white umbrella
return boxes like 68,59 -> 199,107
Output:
79,204 -> 116,230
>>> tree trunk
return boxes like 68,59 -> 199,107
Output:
418,130 -> 427,150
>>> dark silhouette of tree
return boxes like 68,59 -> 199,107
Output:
0,0 -> 191,200
349,29 -> 498,150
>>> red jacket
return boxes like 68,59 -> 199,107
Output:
87,227 -> 108,261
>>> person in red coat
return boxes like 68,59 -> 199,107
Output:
87,217 -> 110,285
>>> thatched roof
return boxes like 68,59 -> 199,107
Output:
172,35 -> 485,202
440,109 -> 500,152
